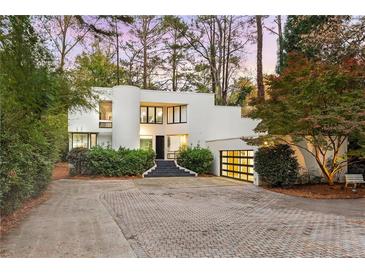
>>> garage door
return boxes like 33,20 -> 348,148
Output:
220,150 -> 254,183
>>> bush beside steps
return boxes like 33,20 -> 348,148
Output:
67,146 -> 155,177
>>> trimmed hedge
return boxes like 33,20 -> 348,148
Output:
254,144 -> 299,187
177,146 -> 213,174
67,146 -> 155,176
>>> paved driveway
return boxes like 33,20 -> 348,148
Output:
1,177 -> 365,257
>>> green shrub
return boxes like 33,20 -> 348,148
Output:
67,146 -> 155,176
66,147 -> 90,175
0,127 -> 54,216
177,146 -> 213,174
254,144 -> 299,187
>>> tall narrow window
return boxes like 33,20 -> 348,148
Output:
148,106 -> 155,123
173,106 -> 180,123
140,106 -> 147,123
180,105 -> 187,123
99,101 -> 112,128
99,101 -> 112,120
156,107 -> 163,123
167,107 -> 173,124
90,133 -> 97,147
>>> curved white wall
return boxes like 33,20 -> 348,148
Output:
112,86 -> 141,149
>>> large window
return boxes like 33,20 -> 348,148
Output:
140,106 -> 163,124
140,136 -> 153,151
167,105 -> 187,124
220,150 -> 254,183
167,135 -> 188,159
71,133 -> 98,149
99,101 -> 112,128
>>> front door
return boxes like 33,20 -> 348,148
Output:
155,136 -> 165,159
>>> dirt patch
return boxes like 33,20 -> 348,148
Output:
52,162 -> 70,180
0,191 -> 51,236
264,183 -> 365,199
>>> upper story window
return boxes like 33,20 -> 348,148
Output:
140,106 -> 163,124
167,105 -> 187,124
99,101 -> 112,128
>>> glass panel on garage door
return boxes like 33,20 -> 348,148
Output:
220,150 -> 254,183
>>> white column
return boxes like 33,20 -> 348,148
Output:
112,86 -> 141,149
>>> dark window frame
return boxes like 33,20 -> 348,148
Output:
140,106 -> 163,124
220,150 -> 254,183
167,105 -> 187,124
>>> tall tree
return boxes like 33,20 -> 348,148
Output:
122,16 -> 163,89
73,43 -> 126,88
255,15 -> 264,98
38,16 -> 94,72
264,16 -> 284,74
298,16 -> 364,63
0,16 -> 93,213
76,16 -> 134,85
247,53 -> 365,185
282,16 -> 335,67
183,16 -> 253,104
160,16 -> 190,91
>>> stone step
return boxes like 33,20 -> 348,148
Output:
144,160 -> 195,177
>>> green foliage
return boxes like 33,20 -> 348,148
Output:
227,77 -> 256,106
0,16 -> 59,214
66,147 -> 89,175
73,44 -> 126,88
282,16 -> 334,67
177,146 -> 213,174
67,146 -> 155,177
0,16 -> 95,215
248,53 -> 365,184
254,144 -> 299,187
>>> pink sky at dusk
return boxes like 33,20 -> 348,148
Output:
66,16 -> 281,79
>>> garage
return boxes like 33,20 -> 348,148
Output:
220,150 -> 254,182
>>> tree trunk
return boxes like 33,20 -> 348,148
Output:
256,15 -> 264,98
223,16 -> 232,105
142,18 -> 148,89
115,19 -> 120,85
277,15 -> 283,74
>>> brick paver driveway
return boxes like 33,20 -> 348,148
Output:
1,177 -> 365,257
102,177 -> 365,257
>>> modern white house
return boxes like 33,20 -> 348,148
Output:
68,85 -> 347,184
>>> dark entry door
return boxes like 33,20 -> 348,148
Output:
155,136 -> 165,159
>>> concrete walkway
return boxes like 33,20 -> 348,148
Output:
1,177 -> 365,257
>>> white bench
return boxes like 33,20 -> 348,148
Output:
345,174 -> 365,188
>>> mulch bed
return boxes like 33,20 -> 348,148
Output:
0,190 -> 51,236
52,162 -> 70,180
264,183 -> 365,199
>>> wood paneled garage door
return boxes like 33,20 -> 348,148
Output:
220,150 -> 254,183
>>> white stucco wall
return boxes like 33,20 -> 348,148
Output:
68,88 -> 112,134
112,86 -> 141,149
